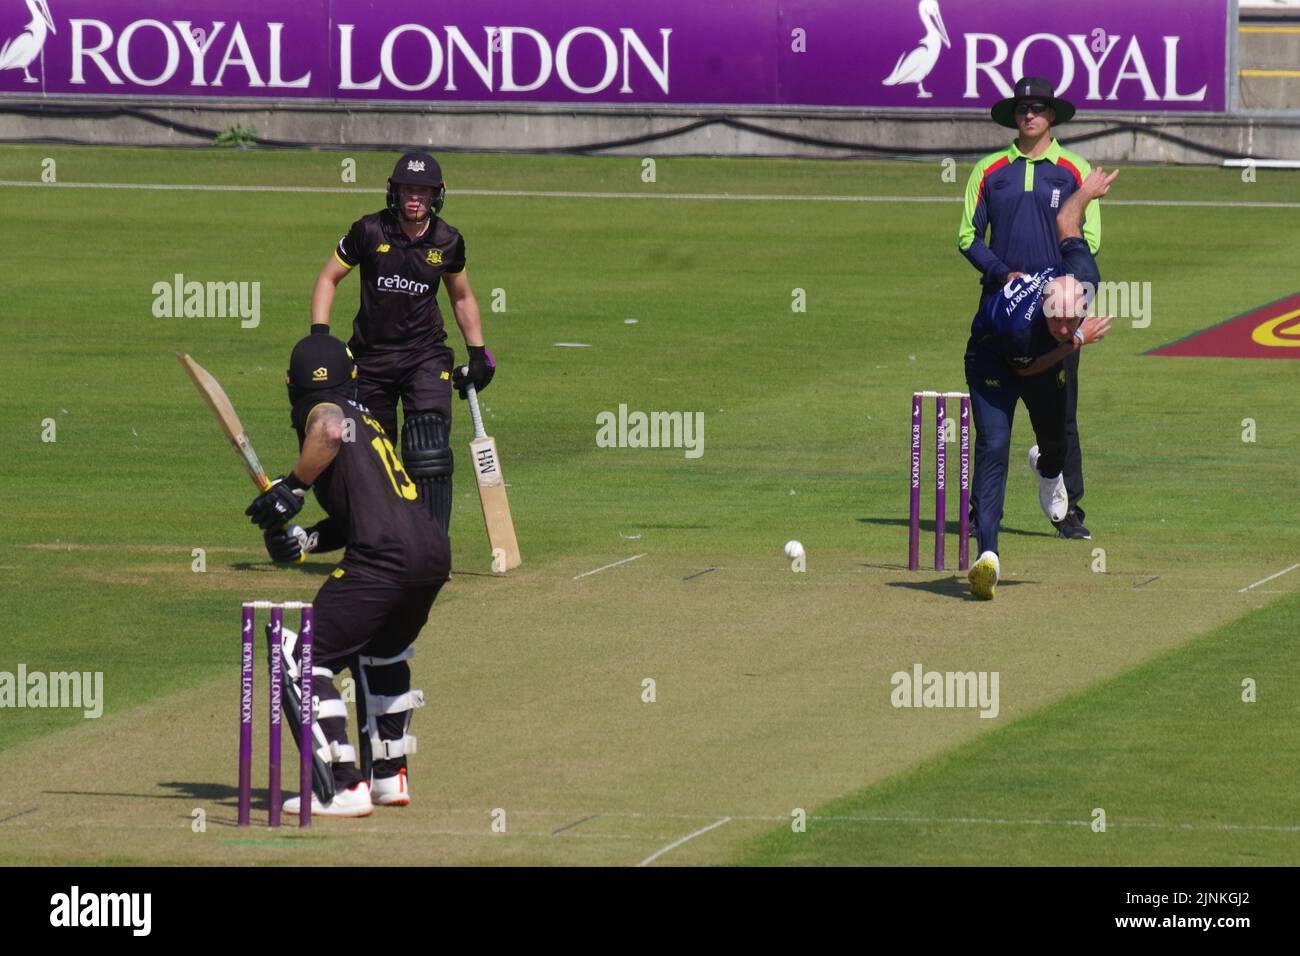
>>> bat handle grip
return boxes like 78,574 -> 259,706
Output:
465,383 -> 487,440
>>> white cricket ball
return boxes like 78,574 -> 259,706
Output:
783,540 -> 804,560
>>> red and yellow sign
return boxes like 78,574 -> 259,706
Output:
1150,293 -> 1300,359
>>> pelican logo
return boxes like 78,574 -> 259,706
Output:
406,160 -> 426,172
0,0 -> 56,83
312,366 -> 328,382
882,0 -> 949,98
377,243 -> 390,253
426,249 -> 442,265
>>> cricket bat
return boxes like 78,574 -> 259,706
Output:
465,384 -> 521,572
176,350 -> 273,491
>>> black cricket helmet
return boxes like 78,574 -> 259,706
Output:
387,151 -> 445,221
285,333 -> 357,435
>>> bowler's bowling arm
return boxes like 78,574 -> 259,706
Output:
1057,168 -> 1119,243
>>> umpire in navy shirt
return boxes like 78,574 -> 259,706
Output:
958,78 -> 1100,540
309,151 -> 494,536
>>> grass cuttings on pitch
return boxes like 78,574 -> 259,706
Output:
741,589 -> 1300,866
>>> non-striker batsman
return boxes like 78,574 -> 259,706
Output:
308,151 -> 496,537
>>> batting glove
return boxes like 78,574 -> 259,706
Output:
263,525 -> 316,564
452,345 -> 495,399
245,474 -> 308,531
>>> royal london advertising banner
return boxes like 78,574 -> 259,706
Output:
0,0 -> 1230,111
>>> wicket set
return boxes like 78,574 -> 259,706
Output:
239,601 -> 313,828
909,391 -> 971,572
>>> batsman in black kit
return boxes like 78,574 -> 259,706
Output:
246,333 -> 450,818
308,150 -> 496,538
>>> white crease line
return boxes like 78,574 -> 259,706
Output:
0,180 -> 375,194
573,553 -> 646,580
3,181 -> 1299,209
13,812 -> 1300,838
636,816 -> 731,867
804,814 -> 1300,832
1238,562 -> 1300,592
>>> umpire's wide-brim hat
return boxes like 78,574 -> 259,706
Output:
991,76 -> 1076,129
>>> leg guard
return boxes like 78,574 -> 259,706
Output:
402,413 -> 453,532
274,625 -> 354,801
358,646 -> 424,780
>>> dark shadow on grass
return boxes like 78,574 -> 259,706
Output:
887,577 -> 1033,601
857,517 -> 1055,539
47,782 -> 232,802
228,561 -> 335,576
46,783 -> 287,827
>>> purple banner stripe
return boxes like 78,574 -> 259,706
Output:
0,1 -> 1228,111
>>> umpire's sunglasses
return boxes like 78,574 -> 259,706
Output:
1015,101 -> 1050,116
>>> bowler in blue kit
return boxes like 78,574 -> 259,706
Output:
963,168 -> 1119,600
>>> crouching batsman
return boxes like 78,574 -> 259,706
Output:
245,332 -> 450,817
964,167 -> 1118,600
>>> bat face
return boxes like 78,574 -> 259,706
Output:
177,351 -> 271,490
470,434 -> 520,571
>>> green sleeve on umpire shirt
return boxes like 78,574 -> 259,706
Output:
958,152 -> 1000,252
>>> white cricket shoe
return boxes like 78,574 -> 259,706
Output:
968,550 -> 1000,601
1038,473 -> 1068,522
372,768 -> 410,807
283,781 -> 373,818
1028,445 -> 1068,522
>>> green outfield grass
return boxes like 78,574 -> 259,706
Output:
741,589 -> 1300,866
0,146 -> 1296,865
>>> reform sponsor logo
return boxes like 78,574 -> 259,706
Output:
376,273 -> 430,295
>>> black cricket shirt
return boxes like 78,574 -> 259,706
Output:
309,397 -> 449,584
334,209 -> 466,358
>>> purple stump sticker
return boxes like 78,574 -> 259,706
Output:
935,395 -> 947,571
959,395 -> 971,572
268,605 -> 283,828
908,393 -> 922,571
299,604 -> 314,828
238,604 -> 254,827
